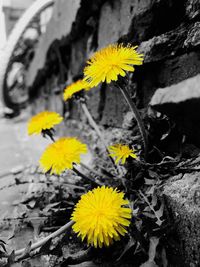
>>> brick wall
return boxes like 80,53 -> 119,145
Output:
28,0 -> 200,127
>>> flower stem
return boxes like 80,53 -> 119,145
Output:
79,162 -> 114,183
80,101 -> 116,166
117,84 -> 148,159
80,162 -> 104,178
15,221 -> 74,256
73,166 -> 102,186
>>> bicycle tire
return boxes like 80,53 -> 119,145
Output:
0,0 -> 54,111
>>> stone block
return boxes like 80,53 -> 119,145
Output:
163,171 -> 200,265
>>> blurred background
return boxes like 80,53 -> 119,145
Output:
0,0 -> 200,265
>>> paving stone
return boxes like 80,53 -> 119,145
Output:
0,114 -> 48,222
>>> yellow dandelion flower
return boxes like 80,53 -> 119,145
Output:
63,79 -> 91,101
83,43 -> 143,87
108,144 -> 137,164
71,186 -> 132,248
27,111 -> 63,135
39,137 -> 87,175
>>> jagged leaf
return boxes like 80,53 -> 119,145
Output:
144,178 -> 156,185
146,186 -> 155,195
140,237 -> 159,267
143,206 -> 151,212
143,212 -> 156,219
155,201 -> 164,226
151,195 -> 157,207
116,236 -> 136,261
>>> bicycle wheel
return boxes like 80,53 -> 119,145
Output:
0,0 -> 54,111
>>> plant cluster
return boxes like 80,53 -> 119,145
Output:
0,43 -> 172,266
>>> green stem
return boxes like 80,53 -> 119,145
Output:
80,162 -> 105,178
117,84 -> 148,159
72,166 -> 102,186
15,221 -> 74,256
80,101 -> 116,166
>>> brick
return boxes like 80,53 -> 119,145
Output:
98,0 -> 181,48
69,34 -> 89,77
157,51 -> 200,88
98,0 -> 145,48
100,84 -> 128,127
140,51 -> 200,106
138,22 -> 200,63
163,171 -> 200,265
151,74 -> 200,106
150,74 -> 200,146
27,0 -> 81,87
86,86 -> 101,122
